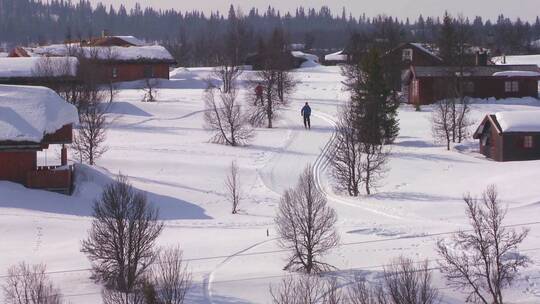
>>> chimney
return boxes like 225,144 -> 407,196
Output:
476,51 -> 488,66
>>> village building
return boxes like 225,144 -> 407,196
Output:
9,35 -> 176,83
0,85 -> 79,194
324,50 -> 349,65
473,111 -> 540,162
404,65 -> 540,105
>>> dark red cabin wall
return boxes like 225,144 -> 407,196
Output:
102,63 -> 170,82
43,124 -> 73,144
502,133 -> 540,161
0,152 -> 37,184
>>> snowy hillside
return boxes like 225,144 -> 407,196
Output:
1,66 -> 540,303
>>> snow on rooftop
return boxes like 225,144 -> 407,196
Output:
0,57 -> 78,78
0,52 -> 8,58
325,50 -> 347,62
0,85 -> 79,142
495,111 -> 540,133
492,70 -> 540,77
292,51 -> 319,67
493,54 -> 540,67
114,36 -> 146,46
24,44 -> 174,62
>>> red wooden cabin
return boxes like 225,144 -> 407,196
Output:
404,65 -> 540,105
473,111 -> 540,162
0,85 -> 79,194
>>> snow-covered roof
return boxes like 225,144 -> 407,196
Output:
0,52 -> 8,58
325,50 -> 347,62
495,111 -> 540,133
23,44 -> 175,62
0,57 -> 78,78
410,43 -> 443,61
493,54 -> 540,67
113,36 -> 146,46
492,70 -> 540,77
292,51 -> 319,63
0,85 -> 79,143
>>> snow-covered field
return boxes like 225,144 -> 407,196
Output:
1,65 -> 540,303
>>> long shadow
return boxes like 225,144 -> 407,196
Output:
391,151 -> 476,164
0,107 -> 42,140
242,144 -> 314,157
371,191 -> 461,203
0,164 -> 211,220
393,139 -> 436,148
185,293 -> 252,304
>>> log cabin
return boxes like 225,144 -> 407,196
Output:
9,35 -> 176,83
473,111 -> 540,162
404,65 -> 540,105
0,85 -> 79,194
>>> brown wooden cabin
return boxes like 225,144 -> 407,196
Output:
473,113 -> 540,162
0,124 -> 74,194
9,35 -> 176,83
245,51 -> 306,70
404,65 -> 540,105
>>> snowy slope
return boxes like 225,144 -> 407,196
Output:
1,66 -> 540,303
0,85 -> 79,142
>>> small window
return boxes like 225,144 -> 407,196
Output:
112,67 -> 118,78
524,136 -> 533,148
144,66 -> 154,78
463,81 -> 475,93
505,81 -> 519,93
402,49 -> 413,61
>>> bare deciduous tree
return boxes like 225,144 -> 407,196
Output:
347,257 -> 439,304
328,106 -> 362,197
81,174 -> 164,297
431,98 -> 454,151
142,78 -> 159,102
360,142 -> 389,196
225,160 -> 241,214
203,87 -> 254,146
152,246 -> 192,304
72,103 -> 108,165
2,262 -> 63,304
270,275 -> 343,304
437,185 -> 530,304
275,166 -> 339,274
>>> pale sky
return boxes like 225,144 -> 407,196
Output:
90,0 -> 539,22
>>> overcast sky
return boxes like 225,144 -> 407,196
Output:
90,0 -> 538,21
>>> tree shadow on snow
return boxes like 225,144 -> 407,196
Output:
105,102 -> 153,117
0,164 -> 211,220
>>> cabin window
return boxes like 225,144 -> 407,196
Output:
402,49 -> 413,61
524,136 -> 533,148
144,66 -> 154,78
504,81 -> 519,93
463,81 -> 475,93
112,67 -> 118,78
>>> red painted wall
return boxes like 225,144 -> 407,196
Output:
0,152 -> 37,185
101,63 -> 170,82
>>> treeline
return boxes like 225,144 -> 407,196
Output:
1,0 -> 540,66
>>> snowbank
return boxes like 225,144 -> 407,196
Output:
0,57 -> 78,78
0,85 -> 79,142
495,111 -> 540,132
24,44 -> 174,62
292,51 -> 320,68
492,70 -> 540,77
0,52 -> 8,58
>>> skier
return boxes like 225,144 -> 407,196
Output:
301,102 -> 312,129
255,83 -> 263,105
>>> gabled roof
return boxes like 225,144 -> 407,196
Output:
412,65 -> 540,78
0,85 -> 78,143
473,111 -> 540,138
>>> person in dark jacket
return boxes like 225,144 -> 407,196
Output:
301,102 -> 312,129
255,83 -> 263,105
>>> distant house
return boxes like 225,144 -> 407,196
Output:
403,65 -> 540,105
245,51 -> 307,70
9,35 -> 176,82
324,50 -> 350,65
0,57 -> 78,87
0,85 -> 79,194
473,111 -> 540,162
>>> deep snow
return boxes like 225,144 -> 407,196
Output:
1,66 -> 540,303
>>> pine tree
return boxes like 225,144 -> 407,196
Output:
438,12 -> 458,65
